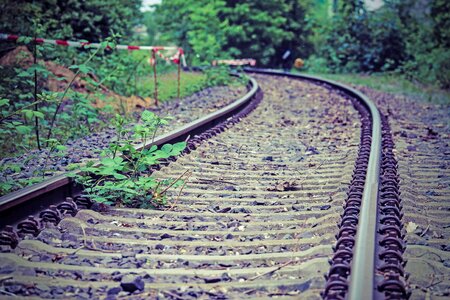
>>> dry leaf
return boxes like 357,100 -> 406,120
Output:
406,222 -> 418,234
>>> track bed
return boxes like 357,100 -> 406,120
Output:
0,75 -> 361,299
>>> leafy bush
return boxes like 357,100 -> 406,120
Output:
154,0 -> 313,67
403,47 -> 450,89
203,66 -> 234,87
304,55 -> 330,74
312,0 -> 449,88
75,111 -> 187,208
397,0 -> 450,88
319,1 -> 406,73
0,0 -> 141,43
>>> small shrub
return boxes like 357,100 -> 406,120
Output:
74,111 -> 187,208
204,65 -> 233,87
304,56 -> 330,74
403,47 -> 450,89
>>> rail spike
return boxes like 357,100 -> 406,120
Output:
0,225 -> 19,249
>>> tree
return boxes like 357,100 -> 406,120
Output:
396,0 -> 450,87
221,0 -> 313,67
0,0 -> 142,42
154,0 -> 313,67
187,1 -> 228,64
321,0 -> 406,72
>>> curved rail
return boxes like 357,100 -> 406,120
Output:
244,68 -> 382,300
1,68 -> 384,299
0,77 -> 259,227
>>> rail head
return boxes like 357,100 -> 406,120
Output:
244,67 -> 382,300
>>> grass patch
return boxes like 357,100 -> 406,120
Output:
303,72 -> 450,105
137,71 -> 209,103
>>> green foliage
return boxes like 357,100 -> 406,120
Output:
0,2 -> 247,197
317,0 -> 405,73
0,36 -> 118,157
0,173 -> 42,196
430,0 -> 450,49
187,1 -> 228,64
154,0 -> 313,67
0,0 -> 142,43
154,0 -> 228,64
153,0 -> 196,61
308,0 -> 450,88
303,55 -> 330,74
142,12 -> 157,46
137,71 -> 212,102
0,93 -> 49,154
396,0 -> 450,88
41,138 -> 67,177
403,47 -> 450,89
0,136 -> 67,195
75,112 -> 187,207
203,66 -> 234,87
222,0 -> 314,67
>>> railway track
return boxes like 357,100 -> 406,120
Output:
0,70 -> 414,299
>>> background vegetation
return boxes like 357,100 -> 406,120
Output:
309,0 -> 450,89
147,0 -> 449,89
0,0 -> 448,160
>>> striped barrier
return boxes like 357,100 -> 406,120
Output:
0,33 -> 187,67
0,33 -> 188,106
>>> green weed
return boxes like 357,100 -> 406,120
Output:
73,111 -> 187,208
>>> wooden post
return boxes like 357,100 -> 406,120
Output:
152,49 -> 158,106
33,29 -> 41,150
177,59 -> 181,100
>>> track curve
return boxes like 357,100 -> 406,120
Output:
0,70 -> 412,299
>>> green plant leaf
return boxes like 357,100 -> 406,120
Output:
33,111 -> 45,119
78,64 -> 92,74
56,145 -> 67,151
161,143 -> 173,154
172,142 -> 187,155
23,109 -> 34,120
112,173 -> 128,180
0,99 -> 9,107
141,110 -> 155,122
16,125 -> 32,135
101,157 -> 124,167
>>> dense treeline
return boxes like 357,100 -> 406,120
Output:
150,0 -> 313,66
0,0 -> 449,88
0,0 -> 141,42
313,0 -> 450,88
149,0 -> 449,88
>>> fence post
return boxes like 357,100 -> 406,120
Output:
177,56 -> 181,100
152,49 -> 158,106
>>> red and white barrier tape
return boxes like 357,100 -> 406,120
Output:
155,47 -> 184,65
212,58 -> 256,66
0,33 -> 187,67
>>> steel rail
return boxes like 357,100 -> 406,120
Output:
1,68 -> 383,299
244,68 -> 382,300
0,77 -> 259,227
